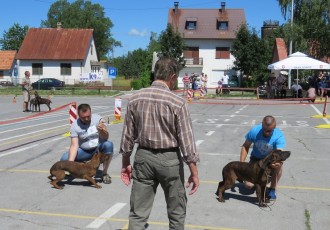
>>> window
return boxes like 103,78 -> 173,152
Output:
60,63 -> 72,75
32,63 -> 43,75
0,71 -> 3,78
185,18 -> 197,30
216,47 -> 230,59
217,21 -> 228,30
91,65 -> 100,73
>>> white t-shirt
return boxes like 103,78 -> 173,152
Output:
70,114 -> 106,150
222,75 -> 229,85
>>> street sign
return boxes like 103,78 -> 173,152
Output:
108,67 -> 117,78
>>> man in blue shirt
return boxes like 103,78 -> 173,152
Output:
240,115 -> 286,200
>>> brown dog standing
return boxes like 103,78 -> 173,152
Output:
48,151 -> 109,189
215,150 -> 290,207
34,91 -> 52,111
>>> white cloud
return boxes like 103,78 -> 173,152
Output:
128,28 -> 148,37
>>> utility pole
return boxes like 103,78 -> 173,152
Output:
288,0 -> 294,89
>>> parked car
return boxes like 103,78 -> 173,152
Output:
0,81 -> 14,87
31,78 -> 65,90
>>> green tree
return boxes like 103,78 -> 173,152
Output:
0,23 -> 28,50
41,0 -> 121,59
158,24 -> 185,66
277,0 -> 330,59
231,25 -> 273,85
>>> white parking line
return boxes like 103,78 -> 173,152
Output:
86,203 -> 126,229
311,104 -> 330,124
0,136 -> 65,158
205,131 -> 215,136
195,140 -> 204,146
224,119 -> 230,122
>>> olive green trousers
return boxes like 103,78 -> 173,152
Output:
128,148 -> 187,230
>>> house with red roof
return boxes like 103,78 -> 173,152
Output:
0,50 -> 17,83
167,2 -> 246,87
16,23 -> 111,86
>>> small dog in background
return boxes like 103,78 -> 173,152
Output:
33,91 -> 52,112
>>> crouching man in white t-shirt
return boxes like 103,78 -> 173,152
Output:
60,103 -> 113,184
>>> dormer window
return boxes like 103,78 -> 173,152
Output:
185,18 -> 197,30
217,20 -> 228,30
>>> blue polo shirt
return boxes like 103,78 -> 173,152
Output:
245,124 -> 286,159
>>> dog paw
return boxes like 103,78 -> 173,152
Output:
95,184 -> 102,189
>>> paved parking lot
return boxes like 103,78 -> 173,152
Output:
0,94 -> 329,230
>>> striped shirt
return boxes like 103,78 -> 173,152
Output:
119,80 -> 199,163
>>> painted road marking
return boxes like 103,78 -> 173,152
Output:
230,115 -> 235,117
195,140 -> 204,146
235,111 -> 240,114
224,119 -> 230,122
311,104 -> 330,124
206,131 -> 215,136
1,168 -> 329,192
0,208 -> 242,230
86,203 -> 126,229
0,136 -> 65,158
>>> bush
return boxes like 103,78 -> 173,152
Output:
131,79 -> 142,90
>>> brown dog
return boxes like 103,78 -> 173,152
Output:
48,151 -> 109,189
215,150 -> 291,207
34,91 -> 52,111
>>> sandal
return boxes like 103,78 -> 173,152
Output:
102,174 -> 112,184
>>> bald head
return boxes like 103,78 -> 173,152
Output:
262,115 -> 276,137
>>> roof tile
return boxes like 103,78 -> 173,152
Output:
0,50 -> 16,70
168,8 -> 246,39
16,28 -> 93,60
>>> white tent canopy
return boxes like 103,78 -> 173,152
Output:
268,52 -> 330,70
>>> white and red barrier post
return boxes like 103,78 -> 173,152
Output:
200,87 -> 205,98
187,89 -> 192,103
69,102 -> 77,125
114,97 -> 122,120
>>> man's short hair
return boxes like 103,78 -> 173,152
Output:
262,115 -> 276,127
154,57 -> 179,81
78,104 -> 91,114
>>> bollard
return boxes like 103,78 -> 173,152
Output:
114,97 -> 122,120
323,96 -> 328,117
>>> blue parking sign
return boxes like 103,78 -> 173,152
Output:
108,67 -> 117,78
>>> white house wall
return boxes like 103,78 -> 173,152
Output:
18,60 -> 83,85
184,39 -> 236,88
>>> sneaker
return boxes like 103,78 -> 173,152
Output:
268,188 -> 277,201
102,174 -> 112,184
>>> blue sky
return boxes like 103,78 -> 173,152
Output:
0,0 -> 287,57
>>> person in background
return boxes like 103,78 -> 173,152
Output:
182,72 -> 190,96
306,85 -> 316,103
292,80 -> 303,98
222,71 -> 229,89
201,73 -> 208,94
267,72 -> 276,99
120,57 -> 199,230
21,71 -> 31,112
216,79 -> 223,96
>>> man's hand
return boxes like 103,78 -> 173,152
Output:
121,165 -> 132,186
186,174 -> 199,195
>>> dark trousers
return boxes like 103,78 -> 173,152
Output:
128,148 -> 187,230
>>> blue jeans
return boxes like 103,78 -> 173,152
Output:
60,141 -> 114,162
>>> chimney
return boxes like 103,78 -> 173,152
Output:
220,2 -> 226,13
57,22 -> 62,30
173,2 -> 179,14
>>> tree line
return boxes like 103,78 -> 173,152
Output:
1,0 -> 329,87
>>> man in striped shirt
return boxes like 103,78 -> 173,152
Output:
120,57 -> 199,230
